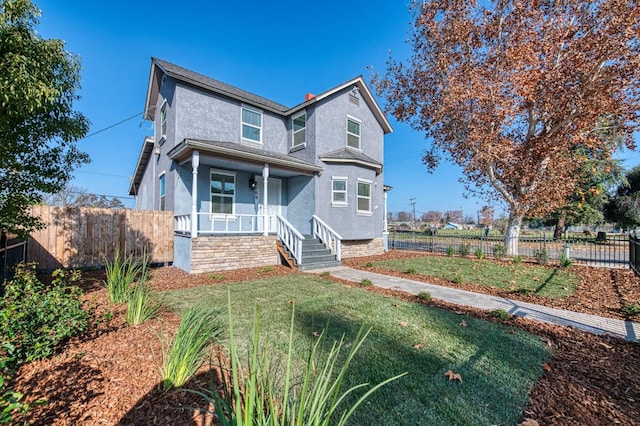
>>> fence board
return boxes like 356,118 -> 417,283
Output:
28,206 -> 174,269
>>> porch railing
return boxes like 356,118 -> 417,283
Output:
276,214 -> 305,265
312,215 -> 342,261
174,213 -> 275,235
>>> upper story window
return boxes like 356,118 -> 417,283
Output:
347,117 -> 361,150
242,106 -> 262,143
331,177 -> 347,206
357,179 -> 371,214
292,112 -> 306,147
210,170 -> 235,215
159,173 -> 166,211
160,102 -> 167,141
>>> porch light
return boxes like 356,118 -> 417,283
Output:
248,177 -> 257,190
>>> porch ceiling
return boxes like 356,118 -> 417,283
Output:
168,139 -> 323,177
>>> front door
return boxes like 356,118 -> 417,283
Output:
257,177 -> 282,231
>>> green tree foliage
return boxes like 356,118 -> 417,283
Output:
0,0 -> 90,238
605,166 -> 640,228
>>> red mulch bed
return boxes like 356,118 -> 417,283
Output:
9,254 -> 640,425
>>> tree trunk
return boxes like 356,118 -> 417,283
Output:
505,213 -> 523,256
553,214 -> 566,240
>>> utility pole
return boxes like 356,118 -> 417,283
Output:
410,198 -> 416,229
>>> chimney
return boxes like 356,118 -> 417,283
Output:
304,93 -> 316,101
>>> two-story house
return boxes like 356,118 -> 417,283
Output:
129,58 -> 392,273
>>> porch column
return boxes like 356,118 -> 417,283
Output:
191,150 -> 200,237
383,188 -> 389,232
262,163 -> 269,236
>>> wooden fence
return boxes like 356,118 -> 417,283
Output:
28,205 -> 174,270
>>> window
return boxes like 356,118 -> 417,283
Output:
292,112 -> 306,147
331,177 -> 347,206
160,102 -> 167,140
347,117 -> 361,149
357,179 -> 371,213
241,106 -> 262,142
210,170 -> 235,215
159,174 -> 166,211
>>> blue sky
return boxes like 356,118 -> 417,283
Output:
34,0 -> 639,219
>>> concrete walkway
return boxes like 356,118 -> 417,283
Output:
307,266 -> 640,342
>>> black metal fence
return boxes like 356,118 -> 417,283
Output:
0,237 -> 28,281
630,236 -> 640,274
389,230 -> 629,269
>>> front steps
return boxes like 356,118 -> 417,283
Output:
277,235 -> 341,271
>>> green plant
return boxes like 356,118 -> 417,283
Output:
451,274 -> 463,284
104,250 -> 148,304
446,246 -> 455,257
260,266 -> 274,273
209,274 -> 227,281
126,282 -> 161,326
161,306 -> 223,390
622,302 -> 640,317
492,245 -> 506,258
0,264 -> 89,367
490,309 -> 511,320
364,262 -> 374,268
513,255 -> 523,264
320,271 -> 331,279
533,248 -> 549,265
405,267 -> 417,275
198,295 -> 406,426
458,243 -> 471,257
474,248 -> 484,259
559,254 -> 572,268
417,291 -> 432,301
360,278 -> 373,287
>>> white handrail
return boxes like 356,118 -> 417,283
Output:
276,214 -> 305,265
312,215 -> 342,261
174,213 -> 275,235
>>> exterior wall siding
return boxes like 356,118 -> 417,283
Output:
341,238 -> 385,258
189,235 -> 279,273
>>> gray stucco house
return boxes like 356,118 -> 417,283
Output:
129,58 -> 393,273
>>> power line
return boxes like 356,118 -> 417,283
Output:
82,112 -> 143,140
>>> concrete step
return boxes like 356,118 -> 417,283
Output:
302,248 -> 333,258
298,259 -> 342,271
302,254 -> 338,264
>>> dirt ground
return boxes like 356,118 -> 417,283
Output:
11,251 -> 640,425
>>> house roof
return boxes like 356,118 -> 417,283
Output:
128,136 -> 155,196
144,58 -> 393,134
318,148 -> 383,174
167,139 -> 324,175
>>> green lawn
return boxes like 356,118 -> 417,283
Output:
371,256 -> 579,298
161,275 -> 550,425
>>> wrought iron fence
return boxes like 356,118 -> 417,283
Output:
389,229 -> 629,268
1,237 -> 28,282
630,235 -> 640,274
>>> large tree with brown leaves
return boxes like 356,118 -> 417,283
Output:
374,0 -> 639,254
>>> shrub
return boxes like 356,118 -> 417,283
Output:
360,278 -> 373,287
446,246 -> 455,257
559,254 -> 572,268
0,265 -> 89,367
417,291 -> 432,301
364,262 -> 374,268
513,255 -> 523,264
126,282 -> 161,326
197,296 -> 406,425
492,244 -> 506,258
104,250 -> 148,304
320,271 -> 331,279
161,306 -> 224,389
474,248 -> 484,259
490,309 -> 511,320
533,248 -> 549,265
622,302 -> 640,317
458,243 -> 471,257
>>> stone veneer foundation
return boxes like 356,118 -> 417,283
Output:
340,238 -> 385,258
189,235 -> 279,273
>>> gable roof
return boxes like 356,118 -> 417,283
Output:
144,58 -> 393,134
